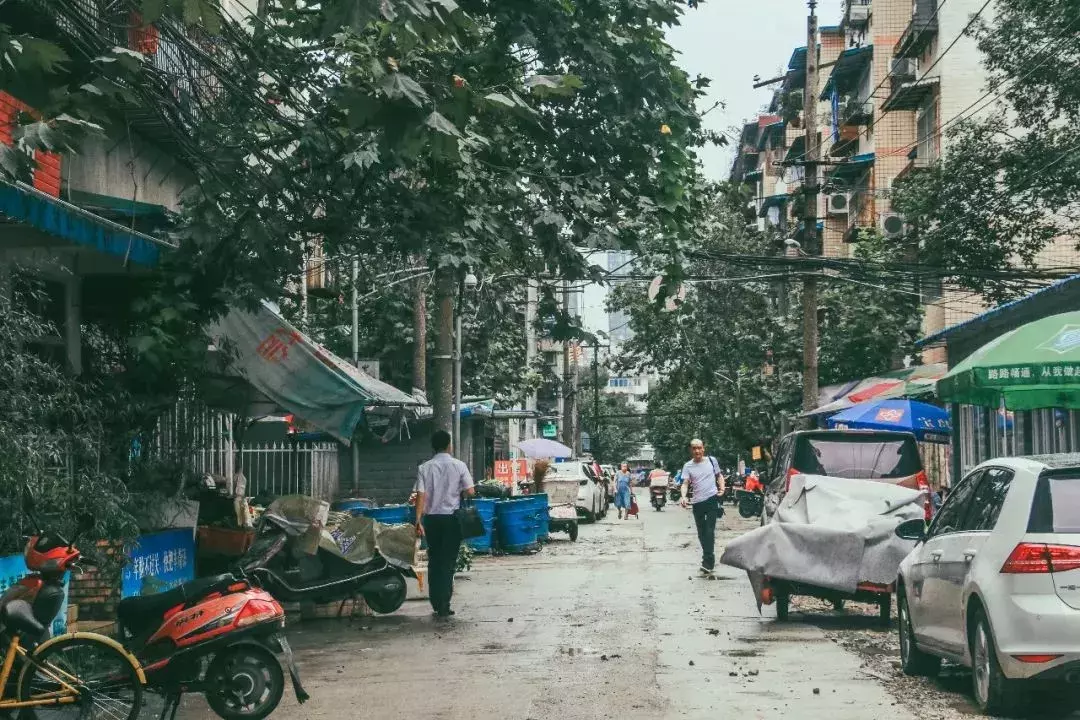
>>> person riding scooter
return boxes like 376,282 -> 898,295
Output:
649,470 -> 669,511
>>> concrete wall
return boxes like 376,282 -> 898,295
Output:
63,134 -> 191,211
935,0 -> 997,151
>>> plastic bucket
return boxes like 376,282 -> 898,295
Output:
465,498 -> 498,552
525,493 -> 550,540
331,498 -> 376,515
495,499 -> 538,553
360,504 -> 413,525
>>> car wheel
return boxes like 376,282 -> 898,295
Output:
878,595 -> 891,625
970,609 -> 1024,716
898,590 -> 941,677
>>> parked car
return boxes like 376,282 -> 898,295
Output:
762,429 -> 929,524
895,454 -> 1080,716
548,460 -> 606,522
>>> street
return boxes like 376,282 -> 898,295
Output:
178,491 -> 983,720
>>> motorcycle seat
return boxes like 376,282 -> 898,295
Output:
1,599 -> 46,641
117,573 -> 235,636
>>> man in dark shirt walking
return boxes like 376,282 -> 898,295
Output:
414,430 -> 475,618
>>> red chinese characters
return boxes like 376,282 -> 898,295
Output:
256,328 -> 302,363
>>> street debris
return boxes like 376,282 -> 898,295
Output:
707,628 -> 720,636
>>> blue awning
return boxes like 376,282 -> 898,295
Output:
0,181 -> 175,266
826,152 -> 875,184
820,46 -> 873,100
917,274 -> 1080,348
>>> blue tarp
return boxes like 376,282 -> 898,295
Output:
0,181 -> 172,266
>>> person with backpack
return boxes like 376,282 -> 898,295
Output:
680,438 -> 726,576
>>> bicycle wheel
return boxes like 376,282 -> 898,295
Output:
18,636 -> 142,720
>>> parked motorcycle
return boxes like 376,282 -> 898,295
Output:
737,473 -> 766,519
245,505 -> 412,615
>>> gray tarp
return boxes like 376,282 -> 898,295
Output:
208,301 -> 419,444
719,474 -> 923,609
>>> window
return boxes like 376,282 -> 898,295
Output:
916,95 -> 938,164
1029,471 -> 1080,533
963,468 -> 1014,532
928,470 -> 982,537
792,435 -> 923,479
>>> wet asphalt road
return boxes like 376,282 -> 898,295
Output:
177,489 -> 982,719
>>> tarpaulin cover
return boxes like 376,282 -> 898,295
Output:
265,497 -> 416,568
720,474 -> 922,609
208,301 -> 419,443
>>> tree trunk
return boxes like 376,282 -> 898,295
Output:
432,269 -> 455,435
412,262 -> 427,393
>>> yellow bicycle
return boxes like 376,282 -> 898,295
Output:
0,600 -> 144,720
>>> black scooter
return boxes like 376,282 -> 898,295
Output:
244,511 -> 411,615
650,485 -> 667,511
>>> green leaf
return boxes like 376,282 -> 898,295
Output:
182,0 -> 201,26
379,72 -> 429,107
140,0 -> 167,23
425,110 -> 461,137
484,92 -> 515,108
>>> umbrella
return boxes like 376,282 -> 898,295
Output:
937,311 -> 1080,410
516,438 -> 574,459
827,398 -> 951,443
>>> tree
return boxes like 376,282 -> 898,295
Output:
578,369 -> 647,465
611,181 -> 924,467
890,0 -> 1080,304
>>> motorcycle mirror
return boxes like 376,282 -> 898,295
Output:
21,483 -> 36,512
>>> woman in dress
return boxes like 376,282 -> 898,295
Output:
614,462 -> 633,520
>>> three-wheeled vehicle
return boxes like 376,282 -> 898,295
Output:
543,479 -> 580,542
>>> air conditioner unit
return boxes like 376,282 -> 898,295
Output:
848,4 -> 870,24
827,193 -> 850,216
880,213 -> 907,238
891,58 -> 918,81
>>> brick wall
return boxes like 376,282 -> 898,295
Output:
869,0 -> 917,221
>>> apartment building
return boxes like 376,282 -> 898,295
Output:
733,0 -> 1080,363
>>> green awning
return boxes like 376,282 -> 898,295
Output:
820,46 -> 873,100
937,311 -> 1080,410
826,152 -> 874,185
758,193 -> 788,218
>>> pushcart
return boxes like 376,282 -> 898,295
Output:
543,479 -> 580,542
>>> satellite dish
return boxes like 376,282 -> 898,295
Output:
648,276 -> 686,312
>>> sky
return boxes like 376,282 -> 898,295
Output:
666,0 -> 844,181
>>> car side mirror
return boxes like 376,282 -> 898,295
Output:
895,518 -> 927,542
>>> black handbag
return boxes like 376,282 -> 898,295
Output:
455,499 -> 486,539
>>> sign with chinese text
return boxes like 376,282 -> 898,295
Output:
121,528 -> 195,599
541,422 -> 558,439
0,554 -> 67,635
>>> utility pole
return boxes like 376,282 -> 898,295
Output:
801,0 -> 821,415
453,280 -> 463,459
592,340 -> 601,462
351,259 -> 360,491
411,255 -> 427,395
524,280 -> 538,439
433,270 -> 455,436
561,280 -> 573,451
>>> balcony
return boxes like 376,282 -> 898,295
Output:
844,0 -> 871,29
25,0 -> 231,157
883,59 -> 939,112
819,46 -> 874,103
894,0 -> 939,60
839,96 -> 874,127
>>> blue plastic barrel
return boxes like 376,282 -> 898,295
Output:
527,493 -> 550,541
360,504 -> 412,525
466,498 -> 498,552
331,498 -> 375,515
495,499 -> 538,553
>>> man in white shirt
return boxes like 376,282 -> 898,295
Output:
414,430 -> 475,617
680,438 -> 725,575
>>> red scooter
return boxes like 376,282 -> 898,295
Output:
117,528 -> 308,720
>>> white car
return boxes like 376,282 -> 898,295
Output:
548,460 -> 606,522
895,454 -> 1080,716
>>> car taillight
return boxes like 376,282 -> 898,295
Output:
1001,543 -> 1080,574
916,471 -> 932,521
236,598 -> 282,627
1012,654 -> 1063,663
